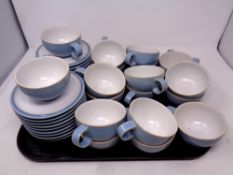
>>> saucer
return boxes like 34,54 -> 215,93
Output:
36,40 -> 92,68
90,137 -> 119,149
11,73 -> 85,119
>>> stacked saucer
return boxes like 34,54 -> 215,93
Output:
36,40 -> 92,70
11,73 -> 86,141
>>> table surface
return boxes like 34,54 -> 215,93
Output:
1,46 -> 233,175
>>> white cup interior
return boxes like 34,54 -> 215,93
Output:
92,40 -> 125,67
166,62 -> 209,96
159,51 -> 192,69
75,99 -> 126,126
129,98 -> 177,137
127,45 -> 160,53
41,26 -> 81,44
124,65 -> 164,79
85,63 -> 126,96
15,56 -> 69,89
174,102 -> 227,140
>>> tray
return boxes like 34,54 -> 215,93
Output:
16,92 -> 210,162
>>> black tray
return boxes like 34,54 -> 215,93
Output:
16,92 -> 210,162
17,126 -> 210,162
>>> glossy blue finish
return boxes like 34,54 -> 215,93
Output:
117,114 -> 174,145
125,49 -> 160,66
124,88 -> 153,105
20,73 -> 70,101
42,38 -> 82,58
10,73 -> 85,119
72,117 -> 126,148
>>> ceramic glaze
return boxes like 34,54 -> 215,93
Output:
90,136 -> 119,149
118,98 -> 178,145
84,63 -> 126,96
92,40 -> 125,67
72,99 -> 126,148
174,102 -> 227,147
166,62 -> 209,97
132,135 -> 175,153
124,65 -> 165,92
125,45 -> 160,66
159,50 -> 199,70
15,56 -> 70,100
41,26 -> 82,57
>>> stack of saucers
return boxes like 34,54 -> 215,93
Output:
11,57 -> 86,141
76,63 -> 126,101
36,26 -> 92,70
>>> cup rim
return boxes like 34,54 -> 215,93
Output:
165,62 -> 210,97
124,65 -> 165,79
127,45 -> 160,54
92,40 -> 126,67
15,56 -> 70,90
41,26 -> 81,45
75,99 -> 126,127
174,102 -> 227,141
128,98 -> 178,138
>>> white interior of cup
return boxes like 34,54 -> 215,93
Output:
159,51 -> 192,69
41,26 -> 81,44
174,102 -> 227,140
127,45 -> 160,53
75,99 -> 126,127
166,62 -> 209,96
129,98 -> 177,137
85,64 -> 126,96
124,66 -> 164,79
15,56 -> 69,89
92,40 -> 125,67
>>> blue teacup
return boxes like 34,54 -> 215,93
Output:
117,98 -> 178,145
125,45 -> 160,66
71,99 -> 126,148
41,26 -> 82,58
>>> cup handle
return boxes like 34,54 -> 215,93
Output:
152,78 -> 168,95
117,120 -> 136,141
74,67 -> 86,75
101,36 -> 108,41
71,42 -> 82,58
167,105 -> 176,113
124,91 -> 136,105
71,125 -> 92,148
125,53 -> 136,66
167,49 -> 174,52
192,57 -> 200,64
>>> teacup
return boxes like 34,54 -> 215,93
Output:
132,135 -> 175,153
174,102 -> 227,147
125,45 -> 160,66
159,50 -> 200,70
124,86 -> 154,105
153,62 -> 210,98
124,65 -> 165,92
92,40 -> 126,67
117,98 -> 178,145
72,99 -> 126,148
75,63 -> 126,97
15,56 -> 70,100
41,26 -> 82,58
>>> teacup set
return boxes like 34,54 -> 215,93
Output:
11,57 -> 86,141
10,26 -> 227,154
36,26 -> 92,70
